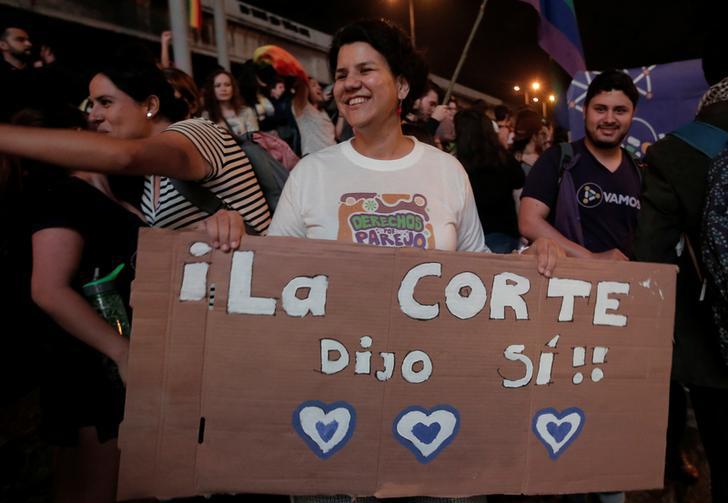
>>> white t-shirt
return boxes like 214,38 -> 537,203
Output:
269,137 -> 488,253
294,103 -> 336,156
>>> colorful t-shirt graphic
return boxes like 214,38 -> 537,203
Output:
337,192 -> 436,249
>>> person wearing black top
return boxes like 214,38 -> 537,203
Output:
455,109 -> 525,253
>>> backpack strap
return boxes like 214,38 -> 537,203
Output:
670,121 -> 728,159
557,142 -> 575,182
221,120 -> 289,212
553,142 -> 585,246
168,178 -> 232,215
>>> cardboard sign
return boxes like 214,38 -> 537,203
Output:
118,229 -> 676,501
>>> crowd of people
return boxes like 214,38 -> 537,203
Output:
0,13 -> 727,503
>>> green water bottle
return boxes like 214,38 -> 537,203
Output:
82,263 -> 131,338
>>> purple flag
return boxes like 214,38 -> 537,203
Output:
520,0 -> 587,76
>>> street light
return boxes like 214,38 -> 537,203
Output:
513,82 -> 557,118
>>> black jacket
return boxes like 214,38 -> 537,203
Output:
634,101 -> 728,388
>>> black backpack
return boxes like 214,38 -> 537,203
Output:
671,120 -> 728,365
170,126 -> 290,222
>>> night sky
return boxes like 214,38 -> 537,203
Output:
243,0 -> 720,105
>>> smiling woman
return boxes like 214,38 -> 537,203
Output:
269,19 -> 488,254
268,19 -> 563,278
0,50 -> 272,242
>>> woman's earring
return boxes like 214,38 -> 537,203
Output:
146,112 -> 153,118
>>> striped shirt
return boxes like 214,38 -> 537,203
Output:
141,118 -> 271,234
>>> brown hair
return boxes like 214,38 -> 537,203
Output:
201,69 -> 245,124
163,67 -> 201,118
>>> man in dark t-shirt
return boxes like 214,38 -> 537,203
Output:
519,70 -> 641,261
519,68 -> 642,503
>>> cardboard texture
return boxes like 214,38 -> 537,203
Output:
118,229 -> 676,500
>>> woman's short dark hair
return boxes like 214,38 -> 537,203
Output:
328,19 -> 428,117
584,69 -> 639,108
97,48 -> 188,123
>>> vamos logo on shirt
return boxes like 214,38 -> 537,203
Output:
576,183 -> 640,210
338,192 -> 436,249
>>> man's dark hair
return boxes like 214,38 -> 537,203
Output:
494,104 -> 512,123
584,70 -> 639,108
421,79 -> 443,102
328,18 -> 428,117
0,24 -> 21,41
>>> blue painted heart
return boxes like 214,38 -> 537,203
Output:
412,422 -> 441,444
546,421 -> 572,443
393,405 -> 460,464
532,407 -> 585,460
316,420 -> 339,442
292,400 -> 356,460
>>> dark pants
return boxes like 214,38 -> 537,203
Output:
484,232 -> 519,254
665,380 -> 688,469
689,385 -> 728,503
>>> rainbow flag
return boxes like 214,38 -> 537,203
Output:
253,45 -> 307,81
520,0 -> 586,76
189,0 -> 202,30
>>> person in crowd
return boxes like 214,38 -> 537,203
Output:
17,105 -> 143,503
519,70 -> 641,263
0,25 -> 34,71
163,67 -> 201,118
402,79 -> 448,145
269,77 -> 286,101
494,104 -> 514,149
159,29 -> 172,68
202,68 -> 259,137
292,75 -> 336,155
238,59 -> 274,126
519,69 -> 643,503
511,108 -> 549,176
0,24 -> 83,121
633,28 -> 728,503
455,109 -> 524,253
260,76 -> 301,154
0,49 -> 268,244
270,17 -> 562,282
270,22 -> 563,503
435,97 -> 458,150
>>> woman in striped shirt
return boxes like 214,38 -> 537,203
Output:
1,53 -> 271,248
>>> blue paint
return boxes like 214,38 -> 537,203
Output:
292,400 -> 356,460
546,421 -> 572,443
316,420 -> 339,442
532,407 -> 585,460
392,404 -> 460,464
412,422 -> 441,444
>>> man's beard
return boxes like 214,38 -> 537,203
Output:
13,49 -> 32,63
585,126 -> 627,150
